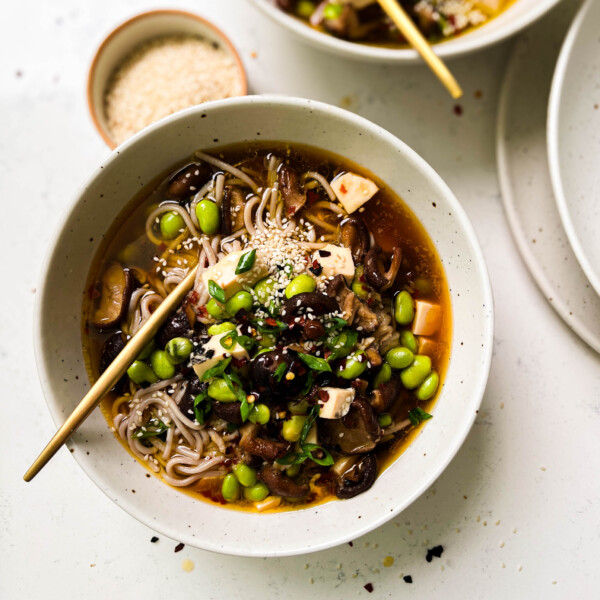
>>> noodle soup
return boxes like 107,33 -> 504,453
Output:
83,143 -> 450,512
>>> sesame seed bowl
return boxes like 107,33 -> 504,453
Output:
35,95 -> 493,557
87,9 -> 247,148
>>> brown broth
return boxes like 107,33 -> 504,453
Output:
82,142 -> 451,512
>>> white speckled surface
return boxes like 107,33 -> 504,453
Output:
1,0 -> 600,597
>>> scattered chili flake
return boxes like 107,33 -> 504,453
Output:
265,317 -> 278,327
306,189 -> 319,206
364,583 -> 374,593
453,104 -> 463,116
309,260 -> 323,277
318,389 -> 330,403
403,575 -> 413,584
426,545 -> 444,562
340,184 -> 348,194
174,542 -> 185,553
150,536 -> 159,543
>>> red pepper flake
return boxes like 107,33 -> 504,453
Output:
158,243 -> 167,252
265,317 -> 278,327
232,357 -> 248,369
364,583 -> 374,593
197,305 -> 208,319
174,542 -> 185,553
453,104 -> 463,116
340,184 -> 348,194
318,389 -> 330,403
307,189 -> 319,206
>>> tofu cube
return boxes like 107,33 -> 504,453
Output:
192,329 -> 249,380
330,172 -> 379,214
317,387 -> 356,419
312,244 -> 355,284
411,300 -> 442,337
416,336 -> 437,357
201,249 -> 268,300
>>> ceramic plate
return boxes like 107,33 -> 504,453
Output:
547,0 -> 600,296
497,0 -> 600,353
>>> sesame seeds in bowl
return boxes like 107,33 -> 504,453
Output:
87,10 -> 247,148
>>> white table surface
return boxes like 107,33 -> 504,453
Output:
2,1 -> 599,598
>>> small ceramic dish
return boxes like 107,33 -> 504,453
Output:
35,96 -> 493,557
87,9 -> 248,148
250,0 -> 562,64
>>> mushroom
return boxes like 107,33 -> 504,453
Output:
239,423 -> 291,461
334,452 -> 378,499
364,347 -> 382,370
155,307 -> 193,348
260,465 -> 309,498
278,165 -> 307,217
363,246 -> 402,291
178,378 -> 207,418
303,319 -> 325,340
275,0 -> 295,10
221,185 -> 246,236
281,292 -> 339,317
343,398 -> 381,439
369,378 -> 401,413
326,275 -> 379,333
322,4 -> 378,40
99,331 -> 128,392
165,162 -> 211,200
340,216 -> 370,263
211,401 -> 244,425
92,262 -> 134,331
249,349 -> 307,398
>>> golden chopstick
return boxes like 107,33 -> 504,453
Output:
23,264 -> 199,482
377,0 -> 463,99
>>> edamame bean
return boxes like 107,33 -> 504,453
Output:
254,277 -> 276,306
400,355 -> 432,390
296,0 -> 316,18
159,211 -> 185,240
287,398 -> 309,416
233,463 -> 258,487
207,321 -> 236,336
332,329 -> 356,358
206,298 -> 229,320
258,332 -> 276,348
373,363 -> 392,389
165,337 -> 193,364
394,290 -> 415,326
400,330 -> 418,354
243,482 -> 269,502
195,199 -> 220,235
225,290 -> 253,316
207,378 -> 237,402
221,473 -> 240,502
282,415 -> 307,442
285,274 -> 316,299
339,352 -> 367,380
249,403 -> 270,425
150,350 -> 176,380
137,340 -> 155,361
386,346 -> 414,370
351,266 -> 369,300
416,371 -> 440,401
127,360 -> 158,385
378,413 -> 392,428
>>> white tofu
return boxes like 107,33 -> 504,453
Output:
192,329 -> 249,380
312,244 -> 355,284
411,300 -> 442,337
317,387 -> 355,419
330,172 -> 378,214
201,249 -> 268,300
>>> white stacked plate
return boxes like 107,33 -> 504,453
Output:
497,0 -> 600,353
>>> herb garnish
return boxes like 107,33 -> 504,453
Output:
408,407 -> 433,426
235,249 -> 256,274
208,279 -> 226,304
201,356 -> 232,381
274,363 -> 287,382
133,417 -> 169,439
193,391 -> 211,425
298,353 -> 332,372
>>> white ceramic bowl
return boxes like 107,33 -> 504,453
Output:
251,0 -> 562,63
35,96 -> 493,557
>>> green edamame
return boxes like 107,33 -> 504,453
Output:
351,266 -> 369,300
207,378 -> 238,402
225,290 -> 253,316
282,415 -> 307,442
233,463 -> 258,487
400,330 -> 418,354
137,340 -> 155,361
258,333 -> 276,348
416,371 -> 440,401
243,482 -> 269,502
296,0 -> 316,18
339,352 -> 367,380
165,337 -> 193,364
159,211 -> 185,240
386,346 -> 414,370
249,403 -> 270,425
373,363 -> 392,389
206,298 -> 229,320
378,413 -> 392,428
400,355 -> 432,390
221,473 -> 240,502
195,199 -> 220,235
127,360 -> 158,385
207,321 -> 236,336
150,349 -> 176,380
287,399 -> 310,416
254,277 -> 276,306
285,274 -> 316,299
394,290 -> 415,326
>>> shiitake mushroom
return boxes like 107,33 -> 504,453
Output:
92,262 -> 134,331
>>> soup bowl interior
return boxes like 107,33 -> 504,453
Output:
36,96 -> 493,557
250,0 -> 562,62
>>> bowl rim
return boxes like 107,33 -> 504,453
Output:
86,8 -> 248,149
34,95 -> 494,556
250,0 -> 562,63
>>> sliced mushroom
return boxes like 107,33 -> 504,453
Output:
212,401 -> 244,425
155,307 -> 193,348
364,347 -> 382,370
275,0 -> 295,10
239,423 -> 291,461
92,262 -> 134,331
260,465 -> 309,498
320,399 -> 380,454
278,165 -> 306,217
165,162 -> 211,200
340,216 -> 370,263
281,292 -> 339,317
322,4 -> 378,40
325,275 -> 378,333
221,185 -> 246,236
178,378 -> 207,418
343,398 -> 381,439
363,246 -> 402,291
369,378 -> 401,413
334,452 -> 378,499
249,349 -> 307,397
99,332 -> 128,391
